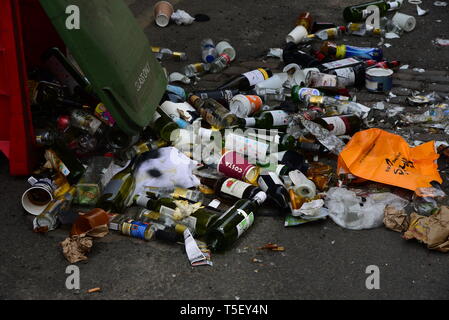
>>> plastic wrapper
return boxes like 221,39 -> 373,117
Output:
171,10 -> 195,25
325,187 -> 409,230
300,118 -> 347,155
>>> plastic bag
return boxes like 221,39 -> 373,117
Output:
325,187 -> 409,230
337,129 -> 442,191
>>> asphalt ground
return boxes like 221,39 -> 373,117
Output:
1,0 -> 449,300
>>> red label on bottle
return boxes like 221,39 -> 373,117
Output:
217,151 -> 255,181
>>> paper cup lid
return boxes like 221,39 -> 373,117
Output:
230,95 -> 251,117
366,68 -> 394,77
156,14 -> 170,27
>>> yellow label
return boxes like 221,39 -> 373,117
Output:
257,68 -> 270,80
335,45 -> 346,59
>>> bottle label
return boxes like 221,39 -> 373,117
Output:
225,132 -> 270,163
217,151 -> 256,181
333,68 -> 356,87
95,103 -> 116,127
258,172 -> 285,192
207,199 -> 221,209
181,216 -> 197,232
236,209 -> 254,238
243,69 -> 266,86
160,205 -> 175,218
275,164 -> 287,176
269,110 -> 290,126
295,87 -> 321,101
130,221 -> 147,240
321,58 -> 360,70
220,178 -> 251,199
322,116 -> 348,136
306,72 -> 338,88
244,118 -> 257,127
388,1 -> 400,10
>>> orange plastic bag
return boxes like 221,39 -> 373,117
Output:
337,129 -> 442,191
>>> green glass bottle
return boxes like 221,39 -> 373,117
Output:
241,110 -> 291,130
151,109 -> 184,142
96,153 -> 143,213
205,191 -> 267,252
343,0 -> 402,22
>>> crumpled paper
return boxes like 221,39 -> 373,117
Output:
60,225 -> 109,263
383,205 -> 410,233
403,206 -> 449,253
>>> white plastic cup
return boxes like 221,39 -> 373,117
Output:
22,181 -> 55,216
286,25 -> 308,44
392,12 -> 416,32
216,41 -> 237,62
154,1 -> 174,27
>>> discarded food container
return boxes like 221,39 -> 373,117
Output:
71,208 -> 110,236
154,1 -> 174,27
365,68 -> 394,92
22,177 -> 57,215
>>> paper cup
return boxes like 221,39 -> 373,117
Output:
230,95 -> 263,117
365,68 -> 394,92
22,184 -> 54,215
216,41 -> 237,61
286,25 -> 308,44
392,12 -> 416,32
154,1 -> 174,27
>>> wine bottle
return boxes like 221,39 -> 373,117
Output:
205,191 -> 267,252
257,172 -> 291,210
329,63 -> 366,88
34,187 -> 76,232
242,110 -> 292,130
305,26 -> 346,42
151,109 -> 185,142
320,41 -> 383,61
291,86 -> 322,103
96,153 -> 143,213
296,12 -> 314,32
282,42 -> 322,69
29,81 -> 85,109
343,0 -> 403,23
46,140 -> 86,185
192,89 -> 239,107
188,95 -> 240,129
217,68 -> 273,91
200,177 -> 263,203
313,115 -> 361,136
145,186 -> 205,203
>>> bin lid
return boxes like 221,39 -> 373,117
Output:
39,0 -> 167,136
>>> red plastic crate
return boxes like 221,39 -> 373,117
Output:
0,0 -> 64,175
